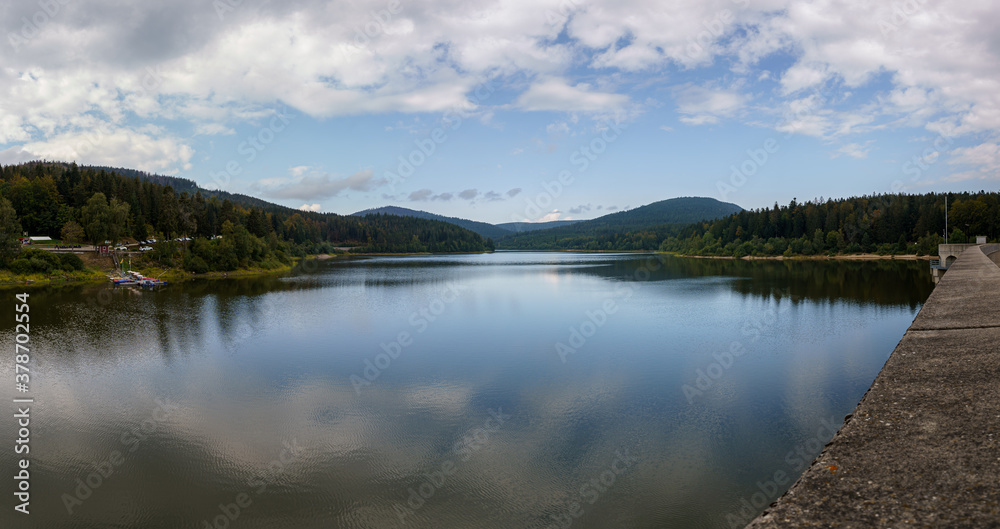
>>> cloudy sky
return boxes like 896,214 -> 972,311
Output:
1,0 -> 998,223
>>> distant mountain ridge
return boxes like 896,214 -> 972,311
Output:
496,220 -> 581,232
352,206 -> 513,240
498,197 -> 743,250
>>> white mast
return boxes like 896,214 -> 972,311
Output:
944,195 -> 948,244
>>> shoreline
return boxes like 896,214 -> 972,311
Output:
0,251 -> 934,288
670,252 -> 934,261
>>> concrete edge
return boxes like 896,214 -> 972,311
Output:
744,242 -> 1000,528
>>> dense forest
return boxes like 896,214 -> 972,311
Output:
0,162 -> 491,273
499,197 -> 743,250
659,193 -> 999,257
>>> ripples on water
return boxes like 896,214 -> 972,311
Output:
0,253 -> 933,528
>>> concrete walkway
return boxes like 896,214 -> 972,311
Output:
747,245 -> 1000,528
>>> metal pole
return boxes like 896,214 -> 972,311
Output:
944,195 -> 948,244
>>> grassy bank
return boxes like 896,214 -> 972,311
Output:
0,252 -> 328,288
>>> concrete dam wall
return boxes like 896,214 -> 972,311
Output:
747,245 -> 1000,527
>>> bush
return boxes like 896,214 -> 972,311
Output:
28,257 -> 53,273
9,260 -> 32,275
216,251 -> 238,271
184,255 -> 210,274
59,253 -> 85,271
18,248 -> 61,268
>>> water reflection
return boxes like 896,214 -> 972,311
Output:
0,253 -> 932,528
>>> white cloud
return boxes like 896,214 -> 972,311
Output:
256,168 -> 384,200
946,142 -> 1000,181
14,126 -> 194,174
515,77 -> 629,113
193,123 -> 235,136
834,141 -> 874,159
536,210 -> 565,222
299,203 -> 322,212
675,84 -> 747,125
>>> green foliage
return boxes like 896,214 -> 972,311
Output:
183,253 -> 211,274
80,192 -> 109,246
662,193 -> 998,257
10,247 -> 63,273
59,252 -> 84,271
60,220 -> 85,244
0,197 -> 22,266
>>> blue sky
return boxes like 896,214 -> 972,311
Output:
1,0 -> 998,223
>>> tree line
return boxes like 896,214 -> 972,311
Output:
660,192 -> 999,257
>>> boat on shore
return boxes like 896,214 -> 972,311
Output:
108,270 -> 167,287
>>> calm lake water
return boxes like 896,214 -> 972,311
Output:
1,252 -> 933,529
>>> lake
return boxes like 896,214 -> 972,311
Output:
0,252 -> 934,528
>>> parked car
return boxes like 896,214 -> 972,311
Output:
114,246 -> 128,251
148,238 -> 157,243
139,246 -> 153,251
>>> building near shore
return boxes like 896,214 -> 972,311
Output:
19,236 -> 53,245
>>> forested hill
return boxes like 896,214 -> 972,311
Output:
499,197 -> 743,250
0,161 -> 491,256
86,164 -> 289,212
352,206 -> 512,241
660,193 -> 1000,257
